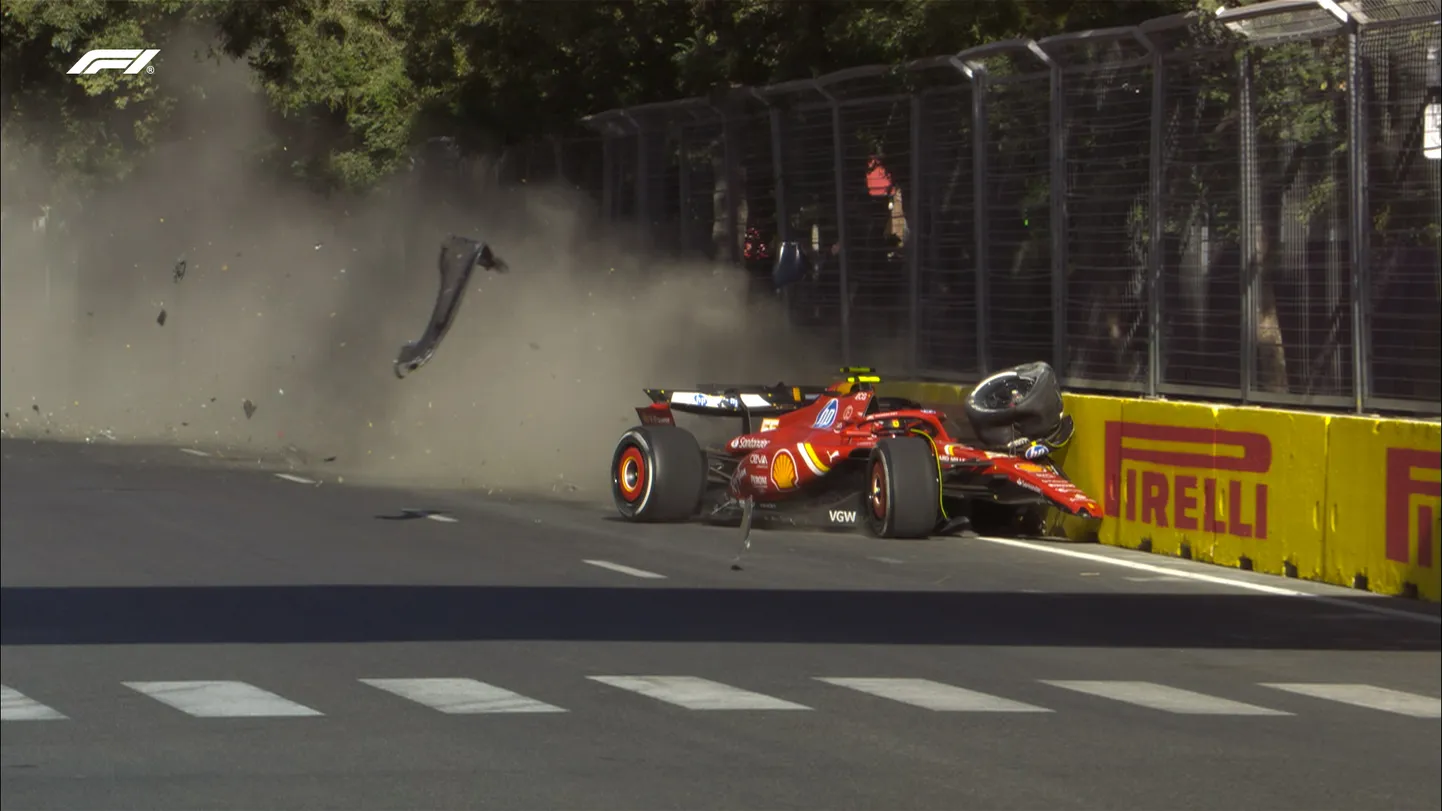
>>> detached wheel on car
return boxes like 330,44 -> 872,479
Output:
865,437 -> 940,539
963,361 -> 1064,449
611,425 -> 706,522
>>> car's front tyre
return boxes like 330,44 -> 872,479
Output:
864,437 -> 940,538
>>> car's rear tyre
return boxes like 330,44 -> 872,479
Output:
864,437 -> 940,539
611,425 -> 706,522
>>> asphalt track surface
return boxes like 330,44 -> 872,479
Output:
2,438 -> 1439,811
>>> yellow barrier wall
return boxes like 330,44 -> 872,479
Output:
1326,415 -> 1442,601
878,380 -> 1440,602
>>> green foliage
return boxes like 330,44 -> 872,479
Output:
0,0 -> 1203,195
1,0 -> 200,194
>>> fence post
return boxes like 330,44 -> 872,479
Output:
677,122 -> 691,254
908,92 -> 925,377
969,65 -> 992,376
1047,53 -> 1068,382
1145,36 -> 1166,398
768,103 -> 789,244
1238,49 -> 1257,404
721,103 -> 742,266
820,83 -> 853,366
1346,21 -> 1372,414
600,134 -> 616,221
630,113 -> 649,239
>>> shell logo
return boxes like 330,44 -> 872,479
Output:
770,449 -> 799,490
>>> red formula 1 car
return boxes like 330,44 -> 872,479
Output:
609,365 -> 1102,539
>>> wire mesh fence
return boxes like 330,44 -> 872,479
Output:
531,1 -> 1440,416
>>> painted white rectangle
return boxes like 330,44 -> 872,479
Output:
583,559 -> 666,580
589,676 -> 810,711
1262,683 -> 1442,719
124,680 -> 323,718
1,686 -> 66,721
361,678 -> 565,714
818,678 -> 1052,713
1041,680 -> 1291,716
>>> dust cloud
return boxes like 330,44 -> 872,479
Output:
1,56 -> 884,502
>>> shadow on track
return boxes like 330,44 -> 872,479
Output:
2,584 -> 1436,651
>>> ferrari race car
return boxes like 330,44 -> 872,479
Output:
609,363 -> 1103,540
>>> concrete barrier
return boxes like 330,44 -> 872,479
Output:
878,381 -> 1442,602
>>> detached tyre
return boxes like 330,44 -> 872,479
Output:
865,437 -> 941,539
964,361 -> 1064,449
611,425 -> 706,522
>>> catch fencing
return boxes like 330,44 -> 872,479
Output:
519,1 -> 1442,416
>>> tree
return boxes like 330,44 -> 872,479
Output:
1,0 -> 201,197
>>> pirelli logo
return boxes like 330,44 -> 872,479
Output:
1104,422 -> 1272,540
1387,447 -> 1440,568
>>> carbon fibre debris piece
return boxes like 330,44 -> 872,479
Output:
394,236 -> 510,379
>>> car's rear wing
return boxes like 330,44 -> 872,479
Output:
634,370 -> 884,432
636,385 -> 829,433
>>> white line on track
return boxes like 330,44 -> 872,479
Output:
972,535 -> 1442,626
1,686 -> 66,721
589,676 -> 810,710
1261,683 -> 1442,718
583,559 -> 667,580
273,473 -> 318,485
178,448 -> 211,458
1041,680 -> 1291,716
818,678 -> 1052,713
124,680 -> 323,718
401,509 -> 458,523
361,678 -> 565,714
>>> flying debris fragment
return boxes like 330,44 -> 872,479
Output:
173,258 -> 187,283
393,236 -> 510,379
242,399 -> 257,419
156,309 -> 167,327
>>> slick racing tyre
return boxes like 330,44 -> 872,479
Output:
864,437 -> 940,539
963,361 -> 1064,449
611,425 -> 706,523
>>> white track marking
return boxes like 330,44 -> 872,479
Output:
273,473 -> 318,485
818,678 -> 1052,713
124,681 -> 323,717
1261,683 -> 1442,718
973,535 -> 1442,626
589,676 -> 810,710
1041,680 -> 1291,716
178,448 -> 210,458
1,686 -> 66,721
400,509 -> 458,523
361,678 -> 565,714
583,560 -> 666,580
